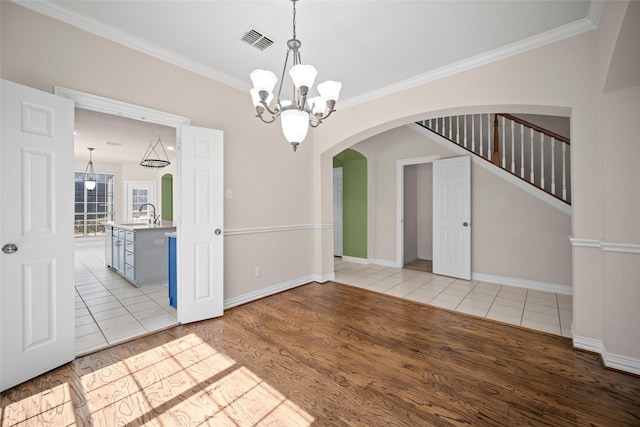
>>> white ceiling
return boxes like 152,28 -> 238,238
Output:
20,0 -> 598,162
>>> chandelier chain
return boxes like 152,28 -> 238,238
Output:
292,0 -> 297,40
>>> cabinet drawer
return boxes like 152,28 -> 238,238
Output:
117,228 -> 126,239
125,264 -> 135,281
125,240 -> 135,253
125,230 -> 135,242
125,250 -> 135,267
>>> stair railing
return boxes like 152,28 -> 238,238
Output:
418,113 -> 571,204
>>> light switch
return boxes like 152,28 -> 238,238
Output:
226,189 -> 233,200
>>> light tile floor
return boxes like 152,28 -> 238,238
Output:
334,258 -> 572,338
74,242 -> 177,355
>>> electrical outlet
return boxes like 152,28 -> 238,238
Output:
255,266 -> 261,277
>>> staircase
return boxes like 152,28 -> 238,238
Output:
417,113 -> 571,204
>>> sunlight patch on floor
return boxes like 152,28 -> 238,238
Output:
1,333 -> 314,426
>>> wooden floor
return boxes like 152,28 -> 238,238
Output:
1,282 -> 639,426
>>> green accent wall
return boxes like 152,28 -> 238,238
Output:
161,173 -> 173,221
334,149 -> 367,259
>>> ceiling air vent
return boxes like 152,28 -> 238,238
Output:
240,28 -> 274,51
105,141 -> 123,146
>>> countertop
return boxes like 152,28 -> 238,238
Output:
105,221 -> 177,231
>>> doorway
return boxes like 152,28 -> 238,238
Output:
403,163 -> 433,273
397,156 -> 440,268
72,105 -> 180,355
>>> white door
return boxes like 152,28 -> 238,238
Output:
125,181 -> 157,222
333,167 -> 343,257
0,80 -> 75,392
432,156 -> 471,280
178,125 -> 224,324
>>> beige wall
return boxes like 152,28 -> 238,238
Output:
402,165 -> 418,262
2,2 -> 316,302
353,126 -> 572,286
312,1 -> 639,369
3,1 -> 639,371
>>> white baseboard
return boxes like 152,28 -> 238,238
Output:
472,273 -> 572,295
370,258 -> 402,268
342,256 -> 369,264
223,275 -> 315,309
573,335 -> 640,375
316,272 -> 335,283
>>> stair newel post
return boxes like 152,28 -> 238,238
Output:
520,123 -> 525,178
492,114 -> 500,166
551,137 -> 556,195
562,143 -> 567,200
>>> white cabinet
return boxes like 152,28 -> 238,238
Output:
105,225 -> 113,267
107,224 -> 175,286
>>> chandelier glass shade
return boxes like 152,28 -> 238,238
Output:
249,0 -> 341,152
83,147 -> 97,191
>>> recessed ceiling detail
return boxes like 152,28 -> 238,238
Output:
240,28 -> 274,51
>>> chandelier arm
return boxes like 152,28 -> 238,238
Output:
259,100 -> 280,116
256,111 -> 277,124
275,48 -> 291,104
317,108 -> 336,121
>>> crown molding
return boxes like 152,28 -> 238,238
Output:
339,16 -> 597,108
12,0 -> 248,93
14,0 -> 598,108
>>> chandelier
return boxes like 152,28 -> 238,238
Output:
249,0 -> 341,152
140,136 -> 171,168
83,147 -> 97,191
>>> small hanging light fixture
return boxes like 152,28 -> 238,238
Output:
140,136 -> 171,168
83,147 -> 97,191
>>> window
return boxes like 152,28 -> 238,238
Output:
74,172 -> 115,237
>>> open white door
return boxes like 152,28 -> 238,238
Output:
433,156 -> 471,280
177,125 -> 224,324
333,167 -> 343,257
1,80 -> 75,391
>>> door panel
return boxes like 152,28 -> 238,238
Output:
1,80 -> 75,392
178,125 -> 224,324
433,156 -> 471,280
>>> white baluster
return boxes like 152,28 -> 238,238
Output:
551,137 -> 556,195
464,115 -> 468,148
540,133 -> 545,189
488,114 -> 493,160
510,120 -> 515,173
480,114 -> 484,158
449,116 -> 452,139
456,116 -> 460,145
530,128 -> 535,183
471,114 -> 476,152
520,124 -> 525,178
562,143 -> 567,200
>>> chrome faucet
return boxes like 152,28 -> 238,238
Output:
138,203 -> 159,224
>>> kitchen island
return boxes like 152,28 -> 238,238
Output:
105,221 -> 176,287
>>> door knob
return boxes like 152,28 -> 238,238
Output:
463,222 -> 469,227
215,229 -> 222,235
2,243 -> 18,254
